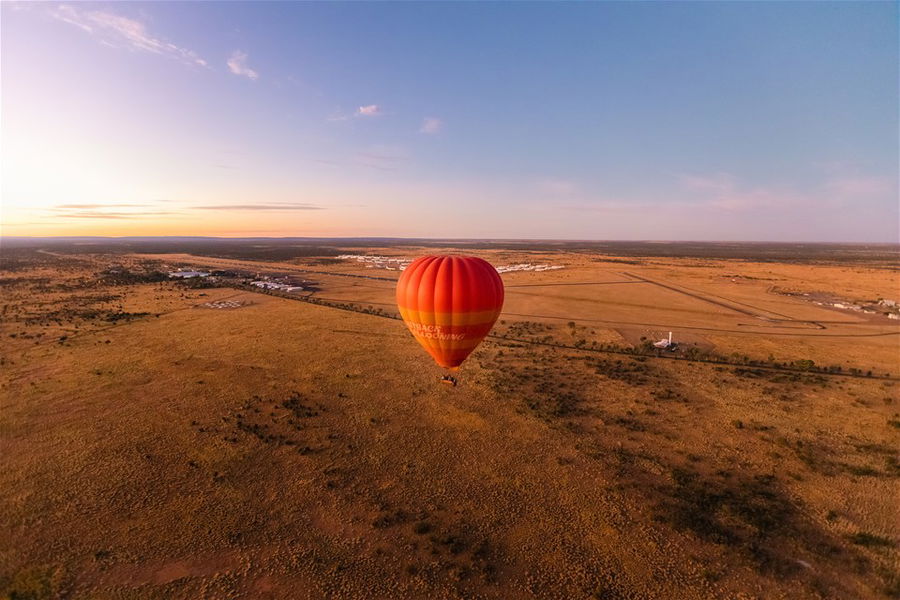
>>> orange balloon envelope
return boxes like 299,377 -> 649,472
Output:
396,255 -> 504,369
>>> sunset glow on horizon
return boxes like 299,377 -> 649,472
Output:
2,1 -> 897,241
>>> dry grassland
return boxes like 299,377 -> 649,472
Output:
1,247 -> 898,599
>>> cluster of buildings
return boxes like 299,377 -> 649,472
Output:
817,298 -> 899,320
879,299 -> 900,320
165,267 -> 308,294
335,255 -> 567,275
168,270 -> 210,278
776,288 -> 899,321
495,263 -> 564,273
337,255 -> 413,271
250,280 -> 304,292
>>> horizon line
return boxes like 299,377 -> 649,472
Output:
2,235 -> 899,246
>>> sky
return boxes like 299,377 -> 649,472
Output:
1,1 -> 897,242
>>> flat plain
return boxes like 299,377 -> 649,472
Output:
1,240 -> 898,599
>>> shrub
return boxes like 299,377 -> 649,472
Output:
848,532 -> 894,548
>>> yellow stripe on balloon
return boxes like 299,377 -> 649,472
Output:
397,307 -> 502,327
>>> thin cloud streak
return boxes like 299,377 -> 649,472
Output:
420,117 -> 442,134
825,175 -> 893,198
227,51 -> 259,80
357,104 -> 381,117
561,170 -> 896,217
327,104 -> 384,122
677,173 -> 735,194
356,150 -> 405,171
305,147 -> 407,171
193,204 -> 324,211
53,203 -> 152,209
678,173 -> 808,212
50,5 -> 207,67
52,211 -> 178,219
538,179 -> 579,196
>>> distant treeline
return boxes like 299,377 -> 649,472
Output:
3,237 -> 899,264
2,239 -> 344,261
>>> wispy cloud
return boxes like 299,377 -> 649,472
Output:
304,156 -> 399,172
677,170 -> 895,213
327,104 -> 385,122
45,202 -> 178,220
558,200 -> 656,212
357,151 -> 405,162
53,203 -> 151,209
677,173 -> 807,211
52,210 -> 177,219
356,145 -> 407,171
357,105 -> 382,117
538,179 -> 579,196
547,174 -> 817,215
50,5 -> 207,67
308,158 -> 344,167
305,144 -> 408,171
419,117 -> 443,134
677,173 -> 735,194
227,50 -> 259,80
825,175 -> 893,198
193,203 -> 323,211
551,168 -> 897,241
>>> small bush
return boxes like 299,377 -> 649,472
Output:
848,532 -> 894,548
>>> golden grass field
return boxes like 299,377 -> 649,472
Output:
1,244 -> 898,599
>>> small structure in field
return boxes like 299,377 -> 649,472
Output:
653,331 -> 677,350
169,270 -> 210,278
200,300 -> 247,309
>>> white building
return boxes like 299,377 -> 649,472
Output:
337,255 -> 413,271
495,263 -> 564,273
250,281 -> 303,292
169,270 -> 210,278
653,332 -> 675,349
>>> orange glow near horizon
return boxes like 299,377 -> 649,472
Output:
1,208 -> 394,238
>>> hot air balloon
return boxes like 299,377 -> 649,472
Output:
396,255 -> 504,370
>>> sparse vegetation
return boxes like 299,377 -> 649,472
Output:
2,243 -> 897,599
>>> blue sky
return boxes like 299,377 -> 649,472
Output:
2,1 -> 897,241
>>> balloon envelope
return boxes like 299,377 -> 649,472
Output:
396,255 -> 504,369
